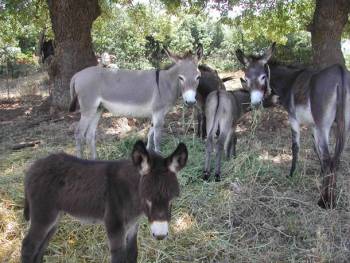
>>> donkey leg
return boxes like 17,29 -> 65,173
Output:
203,135 -> 213,181
214,134 -> 226,182
75,113 -> 95,158
195,106 -> 202,138
33,226 -> 58,263
288,118 -> 300,177
152,111 -> 166,153
85,111 -> 102,160
146,126 -> 154,150
225,129 -> 236,159
106,223 -> 127,263
313,127 -> 336,208
201,114 -> 207,139
21,212 -> 58,263
126,223 -> 138,263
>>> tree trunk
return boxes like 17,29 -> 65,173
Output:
47,0 -> 100,110
309,0 -> 350,69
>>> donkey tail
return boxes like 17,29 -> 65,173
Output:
23,192 -> 30,221
69,75 -> 78,112
206,90 -> 221,139
333,65 -> 347,169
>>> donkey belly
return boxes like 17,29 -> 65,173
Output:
101,100 -> 153,118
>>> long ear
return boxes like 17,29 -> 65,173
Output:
166,143 -> 188,173
235,49 -> 249,66
240,77 -> 248,90
195,43 -> 203,61
260,42 -> 276,64
131,140 -> 150,175
163,47 -> 179,63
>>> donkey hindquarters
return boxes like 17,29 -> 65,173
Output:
21,140 -> 188,263
195,64 -> 231,139
203,89 -> 250,182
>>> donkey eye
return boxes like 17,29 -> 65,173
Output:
196,75 -> 200,81
260,75 -> 266,80
178,75 -> 185,81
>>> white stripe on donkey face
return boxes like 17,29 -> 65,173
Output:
150,221 -> 169,240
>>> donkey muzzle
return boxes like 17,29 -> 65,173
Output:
250,90 -> 264,106
183,90 -> 197,106
150,221 -> 169,240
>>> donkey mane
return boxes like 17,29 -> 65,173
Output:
198,64 -> 217,73
268,59 -> 307,69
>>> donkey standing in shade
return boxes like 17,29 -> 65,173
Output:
202,79 -> 251,182
21,140 -> 188,263
69,45 -> 203,159
236,43 -> 350,208
195,64 -> 233,139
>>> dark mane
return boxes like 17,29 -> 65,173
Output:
198,64 -> 216,73
268,59 -> 306,70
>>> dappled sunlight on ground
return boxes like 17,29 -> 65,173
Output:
0,202 -> 23,262
258,150 -> 292,164
173,213 -> 195,234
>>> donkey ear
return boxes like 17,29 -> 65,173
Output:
167,143 -> 188,173
195,43 -> 204,61
235,49 -> 249,66
132,140 -> 150,176
240,78 -> 248,89
261,42 -> 276,64
164,47 -> 179,63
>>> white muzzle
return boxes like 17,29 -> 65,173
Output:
150,221 -> 168,240
183,90 -> 196,106
250,90 -> 264,106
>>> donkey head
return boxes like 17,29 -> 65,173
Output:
131,140 -> 188,240
236,43 -> 276,106
164,44 -> 203,106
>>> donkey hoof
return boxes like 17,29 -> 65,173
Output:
215,174 -> 221,182
317,198 -> 336,209
202,171 -> 210,181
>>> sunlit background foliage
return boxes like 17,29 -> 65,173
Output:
0,0 -> 349,73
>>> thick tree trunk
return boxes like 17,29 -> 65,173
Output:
47,0 -> 100,110
309,0 -> 350,69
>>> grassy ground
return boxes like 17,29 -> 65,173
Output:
1,83 -> 350,262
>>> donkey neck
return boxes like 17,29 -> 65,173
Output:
269,64 -> 302,108
230,89 -> 251,116
159,65 -> 182,99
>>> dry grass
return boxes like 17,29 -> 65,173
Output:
1,90 -> 350,262
0,71 -> 50,99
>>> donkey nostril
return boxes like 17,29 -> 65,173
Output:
185,100 -> 196,106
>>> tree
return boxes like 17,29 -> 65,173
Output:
46,0 -> 100,110
308,0 -> 350,68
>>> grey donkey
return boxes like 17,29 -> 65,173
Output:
236,43 -> 350,208
203,81 -> 251,182
69,45 -> 203,158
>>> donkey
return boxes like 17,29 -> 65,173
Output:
21,140 -> 188,263
236,43 -> 350,208
195,64 -> 233,139
69,45 -> 203,159
202,83 -> 251,182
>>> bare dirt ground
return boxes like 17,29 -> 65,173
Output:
1,73 -> 350,262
